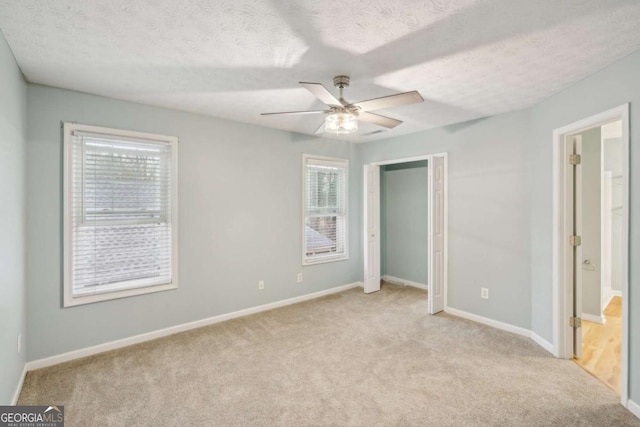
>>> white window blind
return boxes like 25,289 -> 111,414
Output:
64,124 -> 178,306
303,155 -> 348,264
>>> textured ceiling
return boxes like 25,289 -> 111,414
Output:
1,0 -> 640,142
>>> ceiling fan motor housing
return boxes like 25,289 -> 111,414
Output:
333,75 -> 350,88
332,75 -> 360,115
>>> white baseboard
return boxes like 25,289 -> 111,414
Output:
581,312 -> 606,325
612,290 -> 622,297
443,306 -> 530,337
11,365 -> 26,405
382,275 -> 428,291
26,282 -> 363,371
444,306 -> 554,355
627,399 -> 640,419
530,332 -> 555,355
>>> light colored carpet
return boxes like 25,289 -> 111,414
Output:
19,283 -> 639,426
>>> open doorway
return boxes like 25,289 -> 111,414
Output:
362,154 -> 447,315
553,104 -> 629,405
380,161 -> 429,291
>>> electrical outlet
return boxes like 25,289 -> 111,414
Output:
481,288 -> 489,300
17,333 -> 21,355
258,280 -> 264,290
297,273 -> 303,283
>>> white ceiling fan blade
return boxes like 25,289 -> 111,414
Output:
300,82 -> 343,107
313,121 -> 325,134
261,110 -> 329,116
358,112 -> 403,129
354,91 -> 424,112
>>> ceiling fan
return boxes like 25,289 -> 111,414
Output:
261,76 -> 424,135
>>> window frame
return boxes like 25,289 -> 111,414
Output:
63,123 -> 179,307
302,154 -> 349,266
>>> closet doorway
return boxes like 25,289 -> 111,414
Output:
363,153 -> 447,315
380,161 -> 429,291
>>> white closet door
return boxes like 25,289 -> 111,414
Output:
363,165 -> 381,294
429,156 -> 445,314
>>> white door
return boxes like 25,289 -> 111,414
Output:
363,165 -> 381,293
570,134 -> 584,358
428,156 -> 445,314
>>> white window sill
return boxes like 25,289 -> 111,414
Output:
303,255 -> 349,266
63,282 -> 177,307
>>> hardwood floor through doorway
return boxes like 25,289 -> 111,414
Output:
575,296 -> 622,393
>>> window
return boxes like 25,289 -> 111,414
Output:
302,155 -> 348,265
63,123 -> 178,306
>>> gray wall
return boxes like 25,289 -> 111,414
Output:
527,49 -> 640,402
25,84 -> 361,361
381,161 -> 428,284
358,111 -> 532,329
580,127 -> 602,319
0,31 -> 26,404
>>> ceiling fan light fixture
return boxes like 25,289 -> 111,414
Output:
325,111 -> 358,135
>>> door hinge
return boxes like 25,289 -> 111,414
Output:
569,235 -> 582,246
569,154 -> 582,165
569,317 -> 582,328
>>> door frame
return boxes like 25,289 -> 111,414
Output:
362,152 -> 448,310
552,103 -> 629,405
